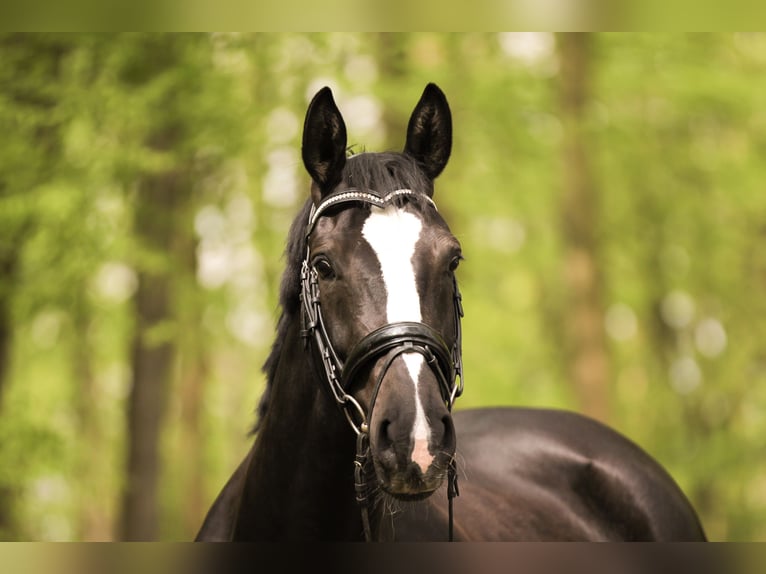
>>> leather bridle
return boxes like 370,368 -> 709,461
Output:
299,187 -> 464,541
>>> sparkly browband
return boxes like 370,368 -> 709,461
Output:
306,188 -> 437,238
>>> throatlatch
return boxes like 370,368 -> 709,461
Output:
299,187 -> 464,541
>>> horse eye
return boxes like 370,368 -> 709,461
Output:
448,255 -> 463,273
313,257 -> 336,280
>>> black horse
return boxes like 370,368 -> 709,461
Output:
196,83 -> 707,542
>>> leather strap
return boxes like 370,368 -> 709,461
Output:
342,322 -> 454,398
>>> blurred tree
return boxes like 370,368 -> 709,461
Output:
556,33 -> 612,423
173,206 -> 208,535
0,32 -> 73,539
115,33 -> 246,540
119,44 -> 183,540
116,34 -> 213,541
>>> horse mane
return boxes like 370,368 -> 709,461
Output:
253,151 -> 434,431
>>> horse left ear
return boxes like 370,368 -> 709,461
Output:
302,87 -> 348,203
404,83 -> 452,181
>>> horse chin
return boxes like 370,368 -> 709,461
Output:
383,488 -> 436,502
375,468 -> 444,502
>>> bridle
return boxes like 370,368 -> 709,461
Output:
299,187 -> 464,541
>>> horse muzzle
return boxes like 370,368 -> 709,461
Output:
367,377 -> 456,499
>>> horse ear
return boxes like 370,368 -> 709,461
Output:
404,83 -> 452,180
302,87 -> 347,202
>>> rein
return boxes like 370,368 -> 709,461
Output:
299,187 -> 464,541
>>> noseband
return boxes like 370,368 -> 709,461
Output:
299,187 -> 464,541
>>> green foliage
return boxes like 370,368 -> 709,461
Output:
0,33 -> 764,541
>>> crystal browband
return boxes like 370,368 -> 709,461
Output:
306,188 -> 437,238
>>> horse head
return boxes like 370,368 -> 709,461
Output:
300,83 -> 462,501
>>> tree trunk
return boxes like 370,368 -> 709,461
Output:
174,204 -> 209,537
0,251 -> 18,539
120,159 -> 182,541
72,296 -> 113,541
0,253 -> 16,412
116,34 -> 202,541
556,33 -> 612,423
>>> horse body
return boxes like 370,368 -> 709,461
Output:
197,405 -> 706,541
196,83 -> 706,542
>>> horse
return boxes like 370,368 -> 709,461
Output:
195,83 -> 707,542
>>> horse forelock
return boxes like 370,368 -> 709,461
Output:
344,151 -> 433,200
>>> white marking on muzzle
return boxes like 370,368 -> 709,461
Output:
362,204 -> 434,474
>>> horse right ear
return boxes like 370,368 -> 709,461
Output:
404,83 -> 452,180
302,87 -> 347,203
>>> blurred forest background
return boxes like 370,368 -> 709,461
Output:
0,32 -> 765,542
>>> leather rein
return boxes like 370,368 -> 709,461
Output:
299,188 -> 464,541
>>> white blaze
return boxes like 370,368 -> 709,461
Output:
362,205 -> 434,473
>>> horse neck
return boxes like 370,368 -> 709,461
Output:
233,316 -> 364,540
